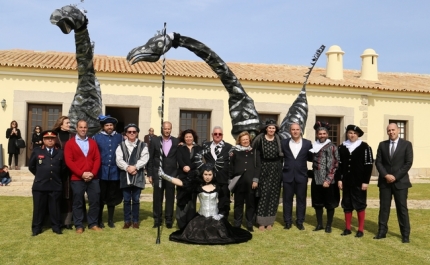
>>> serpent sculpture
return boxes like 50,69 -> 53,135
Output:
50,5 -> 102,136
127,31 -> 325,139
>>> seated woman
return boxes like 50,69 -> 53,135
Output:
0,166 -> 11,186
159,164 -> 252,245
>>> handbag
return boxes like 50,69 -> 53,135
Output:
15,138 -> 26,148
228,174 -> 242,192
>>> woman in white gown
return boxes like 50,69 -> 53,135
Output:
159,164 -> 252,245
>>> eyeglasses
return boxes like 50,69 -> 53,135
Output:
127,131 -> 137,134
213,133 -> 223,136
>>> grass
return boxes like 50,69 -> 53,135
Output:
1,197 -> 430,265
305,183 -> 430,200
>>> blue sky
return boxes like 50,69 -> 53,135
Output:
1,0 -> 429,74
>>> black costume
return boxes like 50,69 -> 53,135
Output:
29,140 -> 66,235
32,132 -> 43,149
169,185 -> 252,245
338,142 -> 373,212
229,147 -> 261,229
6,128 -> 21,167
195,140 -> 233,217
55,129 -> 74,227
176,144 -> 202,229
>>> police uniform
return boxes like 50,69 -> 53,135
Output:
29,130 -> 66,236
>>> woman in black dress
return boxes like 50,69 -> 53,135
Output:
251,120 -> 283,231
52,116 -> 74,229
31,125 -> 43,149
6,120 -> 21,169
229,131 -> 261,232
159,164 -> 252,245
176,129 -> 202,229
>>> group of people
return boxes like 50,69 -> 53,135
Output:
27,115 -> 413,245
29,115 -> 149,236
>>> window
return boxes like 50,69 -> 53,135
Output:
315,116 -> 341,145
180,110 -> 211,144
259,113 -> 279,129
26,104 -> 62,164
389,120 -> 407,139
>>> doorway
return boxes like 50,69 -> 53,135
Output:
26,104 -> 62,165
105,107 -> 139,134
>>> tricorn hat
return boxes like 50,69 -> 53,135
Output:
345,124 -> 364,137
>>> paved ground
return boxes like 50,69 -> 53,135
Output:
1,168 -> 430,209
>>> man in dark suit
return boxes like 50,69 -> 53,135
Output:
375,123 -> 413,243
147,121 -> 179,228
29,130 -> 66,236
195,126 -> 233,217
281,123 -> 312,230
143,127 -> 154,148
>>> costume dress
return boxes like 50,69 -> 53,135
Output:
169,185 -> 252,245
255,137 -> 282,226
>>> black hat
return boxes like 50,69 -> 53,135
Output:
260,119 -> 279,134
98,115 -> 118,125
313,121 -> 331,132
124,123 -> 140,133
345,124 -> 364,137
41,130 -> 57,138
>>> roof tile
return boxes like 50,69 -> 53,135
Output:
1,49 -> 430,93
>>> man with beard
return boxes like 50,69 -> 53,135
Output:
309,121 -> 340,233
93,115 -> 123,228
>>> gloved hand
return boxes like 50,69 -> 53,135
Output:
158,168 -> 173,182
212,214 -> 224,221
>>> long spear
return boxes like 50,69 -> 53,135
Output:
156,22 -> 167,245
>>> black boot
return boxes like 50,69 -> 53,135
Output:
98,202 -> 105,228
314,207 -> 324,231
107,206 -> 115,228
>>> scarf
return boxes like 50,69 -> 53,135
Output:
310,139 -> 331,153
229,145 -> 252,156
342,139 -> 362,154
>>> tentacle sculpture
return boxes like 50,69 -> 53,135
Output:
127,32 -> 260,139
278,45 -> 325,139
50,5 -> 102,136
127,31 -> 324,140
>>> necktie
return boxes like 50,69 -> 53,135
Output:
390,141 -> 395,158
215,145 -> 221,157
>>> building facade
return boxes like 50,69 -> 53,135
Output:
0,48 -> 429,177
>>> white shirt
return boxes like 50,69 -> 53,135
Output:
115,139 -> 149,171
289,138 -> 302,159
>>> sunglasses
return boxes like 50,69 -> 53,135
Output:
213,133 -> 223,136
127,131 -> 137,134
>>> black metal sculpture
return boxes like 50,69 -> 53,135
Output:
50,5 -> 102,136
127,32 -> 324,139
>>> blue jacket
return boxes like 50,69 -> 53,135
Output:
93,131 -> 123,181
281,138 -> 312,183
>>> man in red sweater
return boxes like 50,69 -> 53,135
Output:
64,120 -> 102,234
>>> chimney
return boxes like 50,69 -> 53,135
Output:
325,45 -> 344,80
360,48 -> 379,81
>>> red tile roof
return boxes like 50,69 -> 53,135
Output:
1,49 -> 430,94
